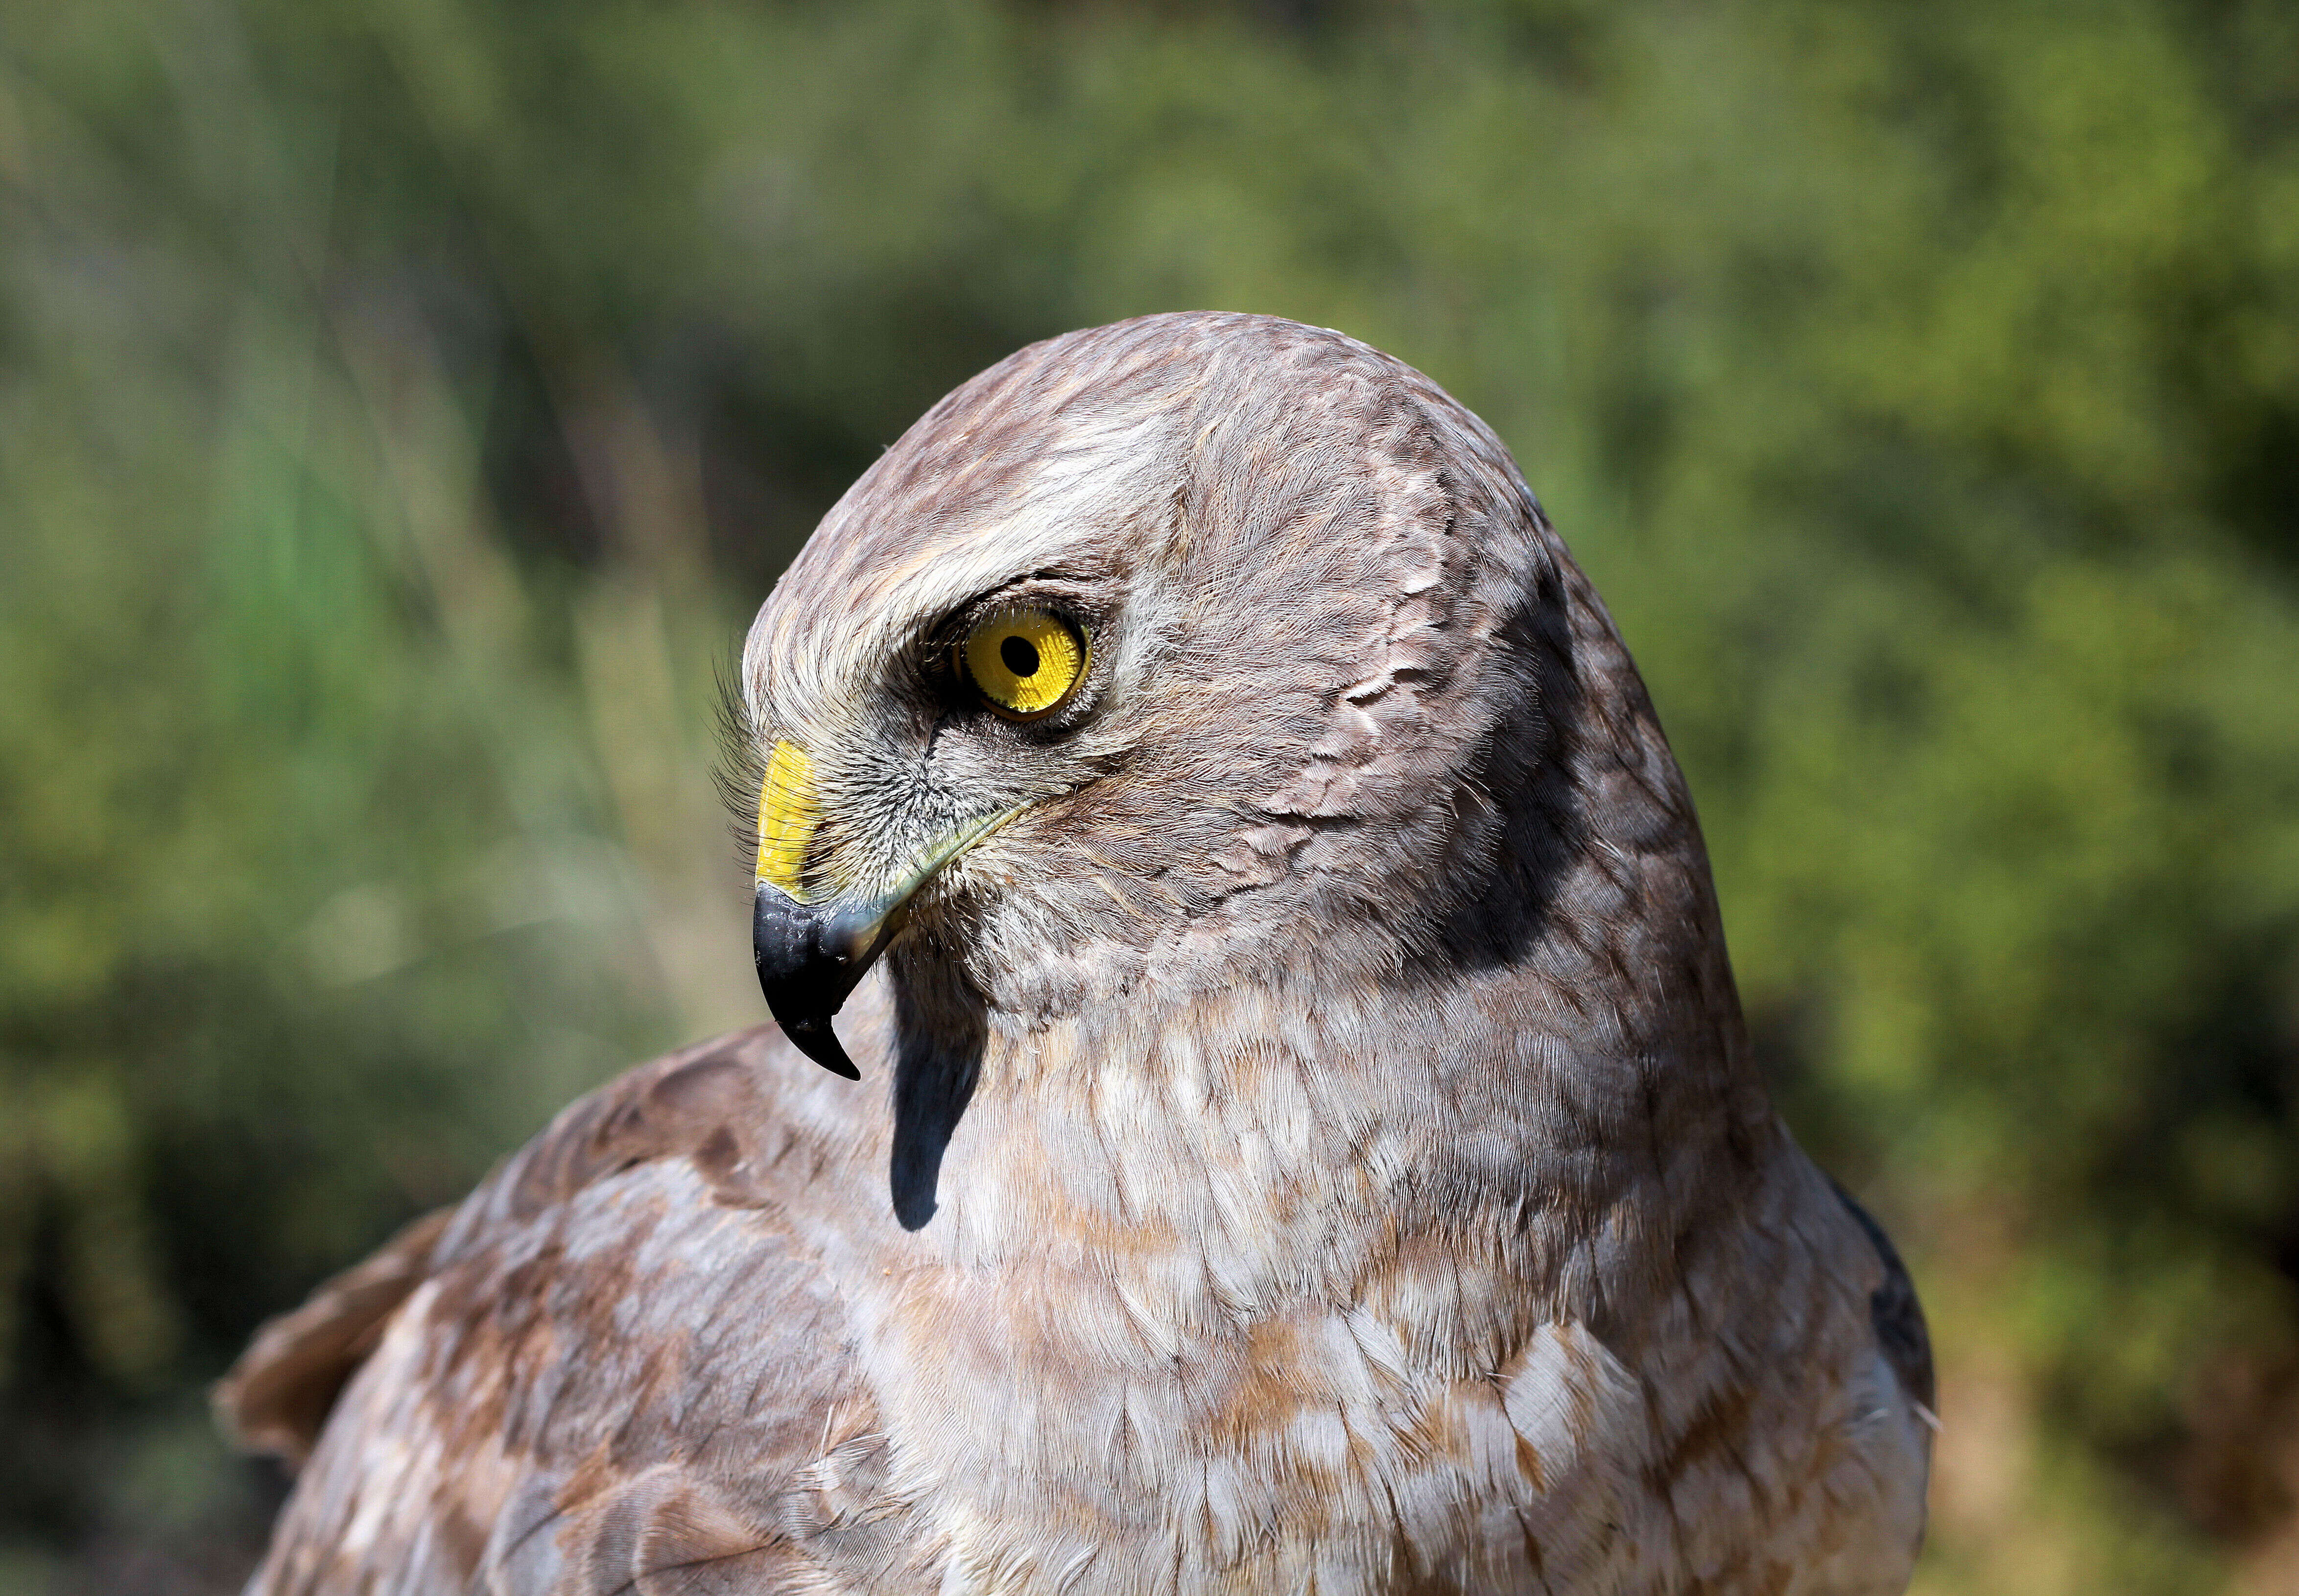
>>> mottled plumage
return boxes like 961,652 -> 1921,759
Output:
221,313 -> 1931,1593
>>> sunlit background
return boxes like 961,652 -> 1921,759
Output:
2,1 -> 2297,1590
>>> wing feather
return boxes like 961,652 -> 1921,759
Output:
233,1026 -> 904,1595
215,1206 -> 453,1465
1828,1176 -> 1936,1413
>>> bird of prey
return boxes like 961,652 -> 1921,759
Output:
219,312 -> 1933,1594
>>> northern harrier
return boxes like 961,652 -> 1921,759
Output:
221,313 -> 1933,1593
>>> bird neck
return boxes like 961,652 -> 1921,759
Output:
893,920 -> 1779,1338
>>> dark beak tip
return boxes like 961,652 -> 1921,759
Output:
786,1018 -> 862,1081
752,881 -> 877,1081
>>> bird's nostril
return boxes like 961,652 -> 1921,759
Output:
1000,635 -> 1040,677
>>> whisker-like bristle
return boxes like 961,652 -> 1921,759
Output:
713,648 -> 767,874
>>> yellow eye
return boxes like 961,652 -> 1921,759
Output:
961,609 -> 1088,719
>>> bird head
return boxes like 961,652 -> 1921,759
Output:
736,312 -> 1666,1084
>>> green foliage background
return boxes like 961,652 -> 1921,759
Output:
2,0 -> 2296,1589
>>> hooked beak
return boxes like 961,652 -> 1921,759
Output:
751,884 -> 902,1080
749,739 -> 1007,1079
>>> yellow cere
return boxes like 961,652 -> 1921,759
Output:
963,609 -> 1087,718
755,739 -> 821,899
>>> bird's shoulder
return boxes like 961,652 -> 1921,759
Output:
217,1024 -> 814,1462
213,1204 -> 455,1466
227,1025 -> 909,1594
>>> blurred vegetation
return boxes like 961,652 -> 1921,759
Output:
1,0 -> 2296,1589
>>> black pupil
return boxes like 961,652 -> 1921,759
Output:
1000,634 -> 1040,677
